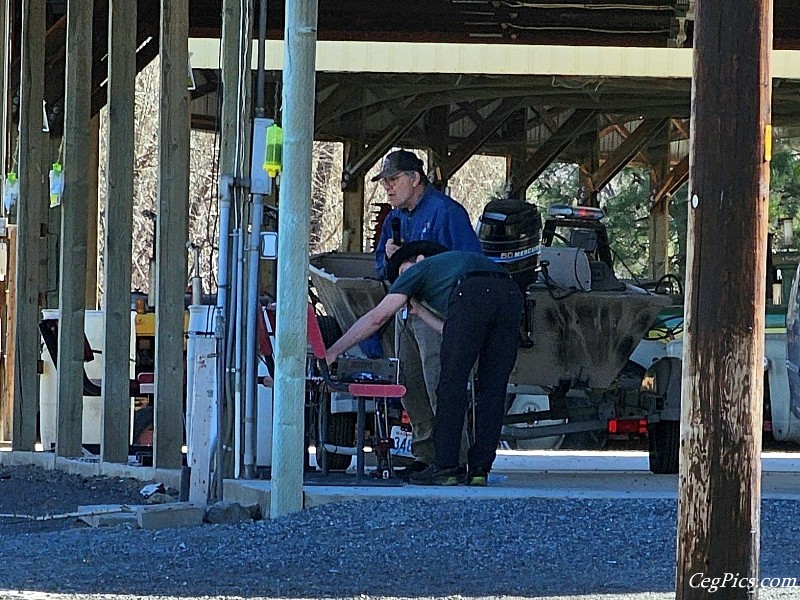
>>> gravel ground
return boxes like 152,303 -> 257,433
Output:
1,465 -> 800,600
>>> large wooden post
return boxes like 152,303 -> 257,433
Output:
12,0 -> 47,451
649,131 -> 671,280
154,0 -> 190,469
676,1 -> 772,598
56,0 -> 94,457
577,130 -> 599,207
0,0 -> 13,442
85,115 -> 100,309
101,0 -> 137,464
271,0 -> 318,518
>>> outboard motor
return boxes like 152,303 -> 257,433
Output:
477,198 -> 543,290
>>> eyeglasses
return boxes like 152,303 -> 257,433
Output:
380,173 -> 408,189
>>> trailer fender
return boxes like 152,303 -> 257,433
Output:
643,357 -> 682,422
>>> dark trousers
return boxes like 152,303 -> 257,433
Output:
433,275 -> 523,471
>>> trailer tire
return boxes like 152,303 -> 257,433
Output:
316,404 -> 357,471
314,314 -> 355,471
132,406 -> 154,446
648,420 -> 679,474
317,315 -> 343,348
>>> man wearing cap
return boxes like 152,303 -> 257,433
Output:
326,243 -> 523,485
372,150 -> 482,478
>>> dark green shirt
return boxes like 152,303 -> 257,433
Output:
388,251 -> 505,316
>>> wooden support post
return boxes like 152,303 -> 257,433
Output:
2,224 -> 16,442
505,108 -> 528,201
154,0 -> 190,469
219,0 -> 253,482
272,0 -> 318,519
425,104 -> 449,190
101,0 -> 136,464
341,144 -> 364,252
340,88 -> 365,252
56,0 -> 94,457
509,109 -> 598,199
0,0 -> 12,442
648,132 -> 671,280
85,115 -> 99,309
12,0 -> 47,451
576,130 -> 599,207
676,1 -> 772,597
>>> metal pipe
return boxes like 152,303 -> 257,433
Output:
213,175 -> 233,498
271,0 -> 319,518
233,227 -> 245,478
242,0 -> 270,480
254,0 -> 267,116
243,196 -> 264,479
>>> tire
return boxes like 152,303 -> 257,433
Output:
317,315 -> 343,348
648,420 -> 680,474
132,406 -> 154,446
315,393 -> 357,471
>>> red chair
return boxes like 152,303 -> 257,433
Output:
305,305 -> 406,481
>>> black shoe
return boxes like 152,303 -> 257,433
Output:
456,465 -> 468,484
466,467 -> 489,487
409,464 -> 460,486
395,461 -> 428,481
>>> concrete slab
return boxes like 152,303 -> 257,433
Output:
224,451 -> 800,516
77,504 -> 139,527
136,502 -> 205,530
0,451 -> 182,488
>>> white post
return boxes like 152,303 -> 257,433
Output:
270,0 -> 318,518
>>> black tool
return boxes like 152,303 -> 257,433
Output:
391,217 -> 401,246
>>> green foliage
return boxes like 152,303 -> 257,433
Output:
769,144 -> 800,248
599,168 -> 652,281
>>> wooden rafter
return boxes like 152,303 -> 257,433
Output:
509,108 -> 599,198
439,97 -> 530,180
650,153 -> 689,207
588,118 -> 668,192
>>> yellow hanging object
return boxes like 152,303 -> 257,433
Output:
263,124 -> 283,178
49,162 -> 64,208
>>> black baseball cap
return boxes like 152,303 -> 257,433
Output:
385,241 -> 447,283
371,150 -> 426,182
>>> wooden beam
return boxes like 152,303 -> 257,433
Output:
56,0 -> 94,457
648,131 -> 671,280
101,0 -> 137,465
341,143 -> 364,252
340,95 -> 433,189
0,0 -> 12,442
509,108 -> 599,199
13,0 -> 47,451
651,154 -> 690,207
425,104 -> 449,189
439,98 -> 528,181
676,0 -> 772,596
505,107 -> 528,201
154,0 -> 189,469
576,130 -> 599,206
588,118 -> 669,194
85,114 -> 99,309
341,90 -> 366,252
1,225 -> 16,442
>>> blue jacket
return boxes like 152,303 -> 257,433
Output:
375,186 -> 482,278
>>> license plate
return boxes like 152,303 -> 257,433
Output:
390,425 -> 414,459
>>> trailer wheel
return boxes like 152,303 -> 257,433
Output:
132,406 -> 154,446
313,314 -> 356,471
648,420 -> 679,474
317,315 -> 342,348
315,393 -> 357,471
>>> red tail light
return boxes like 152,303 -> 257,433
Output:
608,418 -> 648,435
